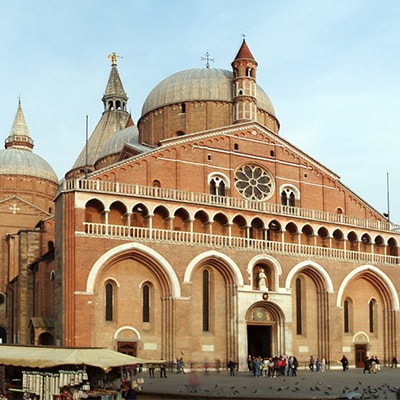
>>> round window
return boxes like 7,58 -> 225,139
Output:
234,164 -> 274,201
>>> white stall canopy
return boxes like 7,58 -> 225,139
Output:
0,345 -> 147,370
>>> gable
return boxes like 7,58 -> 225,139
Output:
85,122 -> 384,222
0,196 -> 51,220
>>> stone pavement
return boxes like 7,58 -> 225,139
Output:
137,367 -> 400,399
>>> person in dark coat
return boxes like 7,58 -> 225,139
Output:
122,381 -> 137,400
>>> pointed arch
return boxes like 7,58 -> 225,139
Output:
184,250 -> 243,286
85,242 -> 181,297
285,260 -> 334,293
336,265 -> 399,310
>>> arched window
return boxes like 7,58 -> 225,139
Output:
344,300 -> 349,333
105,282 -> 114,321
143,284 -> 150,323
281,188 -> 296,207
369,299 -> 376,333
209,175 -> 228,197
202,269 -> 210,332
296,278 -> 302,335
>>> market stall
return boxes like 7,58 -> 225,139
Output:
0,345 -> 148,400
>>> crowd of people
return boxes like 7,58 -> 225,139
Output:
363,355 -> 381,374
247,355 -> 299,377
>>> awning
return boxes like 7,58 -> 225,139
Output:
0,345 -> 148,370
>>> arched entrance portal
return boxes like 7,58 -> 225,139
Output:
246,301 -> 284,358
247,325 -> 272,358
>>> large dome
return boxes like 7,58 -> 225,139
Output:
141,68 -> 276,117
0,148 -> 58,182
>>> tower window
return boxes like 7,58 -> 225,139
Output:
234,143 -> 239,151
181,103 -> 186,113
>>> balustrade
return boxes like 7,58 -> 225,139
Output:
82,222 -> 399,265
59,179 -> 400,232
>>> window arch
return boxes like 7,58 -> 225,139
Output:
280,185 -> 300,207
295,277 -> 302,335
202,269 -> 210,332
85,199 -> 105,224
105,281 -> 115,321
209,173 -> 229,198
369,298 -> 377,333
344,297 -> 353,334
143,284 -> 150,323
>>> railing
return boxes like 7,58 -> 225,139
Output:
59,179 -> 400,232
82,222 -> 399,265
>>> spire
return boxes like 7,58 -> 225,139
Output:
4,98 -> 34,151
232,37 -> 257,65
102,52 -> 128,112
67,53 -> 130,178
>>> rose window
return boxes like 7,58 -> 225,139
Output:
234,164 -> 274,201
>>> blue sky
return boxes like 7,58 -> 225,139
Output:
1,0 -> 399,222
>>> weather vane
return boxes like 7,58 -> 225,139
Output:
107,52 -> 123,66
201,51 -> 214,69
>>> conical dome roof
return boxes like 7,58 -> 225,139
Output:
0,100 -> 58,183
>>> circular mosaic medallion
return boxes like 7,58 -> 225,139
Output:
234,164 -> 274,201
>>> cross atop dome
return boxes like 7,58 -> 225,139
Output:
201,52 -> 214,69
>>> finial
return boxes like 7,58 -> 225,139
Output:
201,51 -> 215,69
107,52 -> 123,66
241,33 -> 247,41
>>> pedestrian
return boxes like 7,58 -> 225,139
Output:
228,360 -> 236,376
315,358 -> 321,372
121,381 -> 137,400
309,355 -> 315,371
340,355 -> 349,371
254,357 -> 262,377
363,356 -> 371,374
391,356 -> 398,368
188,370 -> 200,393
160,363 -> 167,378
292,356 -> 298,377
287,356 -> 293,376
148,363 -> 155,378
263,357 -> 269,377
375,355 -> 381,372
370,355 -> 377,373
176,357 -> 185,374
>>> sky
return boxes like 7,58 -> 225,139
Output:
0,0 -> 399,222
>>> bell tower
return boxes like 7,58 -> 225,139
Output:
231,38 -> 258,123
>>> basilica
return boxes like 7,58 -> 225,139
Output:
1,39 -> 399,370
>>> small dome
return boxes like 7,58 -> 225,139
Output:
141,68 -> 275,117
0,148 -> 58,182
98,125 -> 139,159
